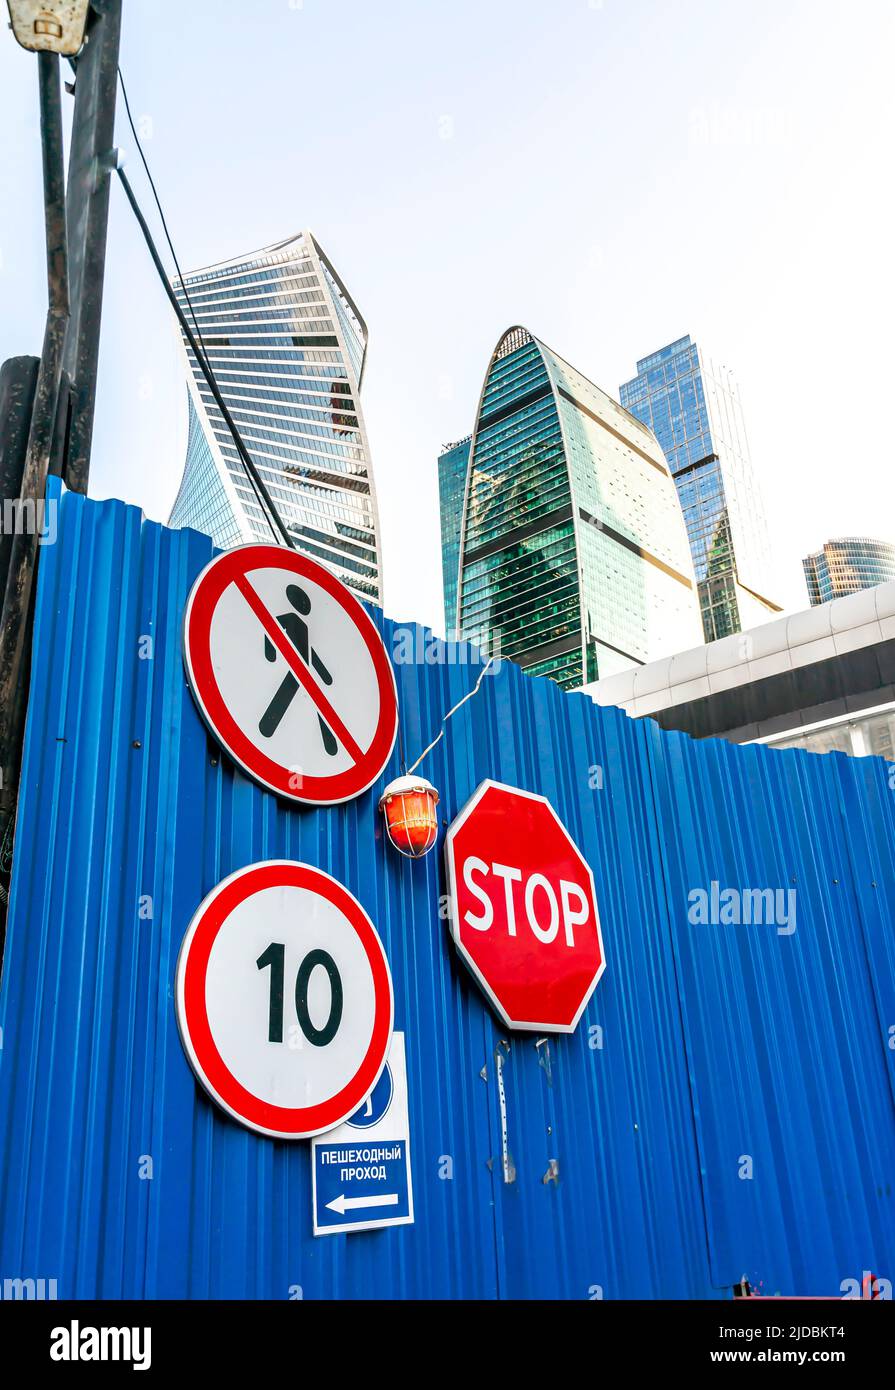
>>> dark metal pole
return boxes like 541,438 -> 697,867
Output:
0,358 -> 40,595
0,355 -> 39,926
61,0 -> 122,494
0,52 -> 70,907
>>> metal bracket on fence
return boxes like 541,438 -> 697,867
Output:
494,1040 -> 515,1184
535,1036 -> 553,1086
542,1159 -> 560,1187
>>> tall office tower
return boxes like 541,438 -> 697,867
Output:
803,537 -> 895,606
456,327 -> 702,691
620,335 -> 780,642
438,435 -> 471,635
168,232 -> 382,603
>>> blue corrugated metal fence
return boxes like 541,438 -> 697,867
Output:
0,479 -> 893,1298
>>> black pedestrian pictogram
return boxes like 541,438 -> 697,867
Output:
259,585 -> 338,755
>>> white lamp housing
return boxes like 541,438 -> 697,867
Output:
6,0 -> 91,56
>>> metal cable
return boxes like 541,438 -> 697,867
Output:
115,69 -> 288,545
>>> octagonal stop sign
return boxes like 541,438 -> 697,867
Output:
444,780 -> 605,1033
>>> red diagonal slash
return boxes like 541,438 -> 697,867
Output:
233,573 -> 365,766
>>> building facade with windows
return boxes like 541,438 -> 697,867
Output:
167,231 -> 382,603
803,537 -> 895,606
455,327 -> 702,691
438,436 -> 471,635
620,335 -> 780,642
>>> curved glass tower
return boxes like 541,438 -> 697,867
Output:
168,231 -> 382,603
457,327 -> 702,690
803,537 -> 895,605
620,336 -> 780,642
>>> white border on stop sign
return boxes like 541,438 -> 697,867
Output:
443,778 -> 606,1034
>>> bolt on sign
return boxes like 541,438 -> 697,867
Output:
175,861 -> 394,1139
182,545 -> 398,805
444,780 -> 605,1033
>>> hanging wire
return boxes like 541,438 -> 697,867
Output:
406,657 -> 495,775
115,68 -> 289,546
117,69 -> 200,339
396,712 -> 407,776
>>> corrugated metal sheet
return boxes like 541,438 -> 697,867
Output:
1,478 -> 893,1299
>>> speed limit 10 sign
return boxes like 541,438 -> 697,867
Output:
175,861 -> 394,1139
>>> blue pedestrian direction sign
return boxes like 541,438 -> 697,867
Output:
312,1032 -> 414,1235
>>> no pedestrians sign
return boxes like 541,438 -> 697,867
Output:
182,545 -> 398,805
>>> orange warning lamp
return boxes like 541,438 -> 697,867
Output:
379,776 -> 440,859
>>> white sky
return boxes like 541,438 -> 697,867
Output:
1,0 -> 893,636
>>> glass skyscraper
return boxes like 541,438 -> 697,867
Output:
803,537 -> 895,605
168,231 -> 382,603
456,327 -> 702,691
620,336 -> 779,642
438,435 -> 471,635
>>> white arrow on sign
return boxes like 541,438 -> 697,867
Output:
325,1193 -> 400,1215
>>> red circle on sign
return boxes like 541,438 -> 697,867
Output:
182,545 -> 398,805
444,780 -> 605,1033
175,861 -> 394,1139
